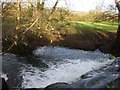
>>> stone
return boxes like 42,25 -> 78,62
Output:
45,82 -> 70,90
1,78 -> 9,90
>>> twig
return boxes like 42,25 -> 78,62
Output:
23,18 -> 39,34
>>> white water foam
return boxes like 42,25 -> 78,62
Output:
0,73 -> 8,81
21,58 -> 112,88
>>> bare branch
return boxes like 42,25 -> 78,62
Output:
50,0 -> 59,14
23,18 -> 39,34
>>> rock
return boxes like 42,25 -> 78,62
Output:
81,58 -> 120,88
1,78 -> 9,90
24,88 -> 42,90
45,82 -> 70,90
106,58 -> 120,73
84,72 -> 119,88
105,78 -> 120,88
45,58 -> 120,89
81,70 -> 99,79
69,79 -> 88,88
2,53 -> 23,88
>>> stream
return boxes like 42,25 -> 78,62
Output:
1,46 -> 114,88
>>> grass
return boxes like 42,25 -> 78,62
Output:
73,22 -> 118,33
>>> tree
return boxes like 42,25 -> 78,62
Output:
16,0 -> 21,30
115,0 -> 120,41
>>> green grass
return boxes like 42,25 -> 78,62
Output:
73,22 -> 118,33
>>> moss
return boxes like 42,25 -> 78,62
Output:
80,85 -> 85,88
109,54 -> 116,60
106,82 -> 116,88
92,79 -> 100,84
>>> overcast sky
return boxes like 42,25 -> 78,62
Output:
1,0 -> 116,12
45,0 -> 116,12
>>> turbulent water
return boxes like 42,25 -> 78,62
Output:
2,46 -> 114,88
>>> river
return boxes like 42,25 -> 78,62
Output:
1,46 -> 114,88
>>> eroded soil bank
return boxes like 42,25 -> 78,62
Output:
2,29 -> 120,57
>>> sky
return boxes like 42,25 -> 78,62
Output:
1,0 -> 116,12
45,0 -> 116,12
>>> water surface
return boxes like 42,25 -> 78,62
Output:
2,46 -> 114,88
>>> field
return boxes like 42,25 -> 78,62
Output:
73,22 -> 118,33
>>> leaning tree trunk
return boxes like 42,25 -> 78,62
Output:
111,0 -> 120,56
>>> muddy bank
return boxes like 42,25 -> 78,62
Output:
55,30 -> 120,57
2,30 -> 119,56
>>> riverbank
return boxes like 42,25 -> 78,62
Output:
2,22 -> 119,56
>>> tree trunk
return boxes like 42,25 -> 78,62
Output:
116,13 -> 120,42
50,0 -> 59,14
115,0 -> 120,40
16,0 -> 21,30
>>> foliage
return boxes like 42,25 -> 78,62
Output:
70,7 -> 117,23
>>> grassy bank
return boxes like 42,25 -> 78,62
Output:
55,21 -> 117,50
73,22 -> 118,33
